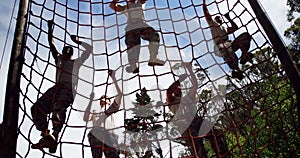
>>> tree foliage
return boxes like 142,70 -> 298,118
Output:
220,2 -> 300,156
284,18 -> 300,63
287,0 -> 300,21
285,0 -> 300,67
124,88 -> 164,158
222,47 -> 300,157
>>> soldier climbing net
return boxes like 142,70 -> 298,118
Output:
16,0 -> 299,157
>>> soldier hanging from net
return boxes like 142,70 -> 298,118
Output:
166,62 -> 228,157
203,0 -> 254,80
83,70 -> 121,158
31,20 -> 93,153
109,0 -> 165,73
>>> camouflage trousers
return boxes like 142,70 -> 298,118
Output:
218,32 -> 252,71
125,27 -> 160,65
88,127 -> 120,158
31,83 -> 73,133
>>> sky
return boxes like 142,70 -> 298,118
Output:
0,0 -> 295,157
0,0 -> 293,122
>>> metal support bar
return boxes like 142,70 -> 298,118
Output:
0,0 -> 28,157
247,0 -> 300,133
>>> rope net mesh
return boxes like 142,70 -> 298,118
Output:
16,0 -> 299,157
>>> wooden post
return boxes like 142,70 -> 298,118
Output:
0,0 -> 28,157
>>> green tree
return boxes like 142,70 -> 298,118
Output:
285,0 -> 300,65
222,47 -> 300,157
284,18 -> 300,63
286,0 -> 300,21
222,2 -> 300,156
124,88 -> 164,158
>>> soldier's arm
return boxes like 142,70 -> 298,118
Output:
110,0 -> 126,12
47,20 -> 60,61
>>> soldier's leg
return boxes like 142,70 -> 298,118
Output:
214,128 -> 229,156
207,127 -> 229,157
125,30 -> 141,73
31,86 -> 59,152
88,131 -> 104,158
232,32 -> 253,64
103,144 -> 120,158
52,86 -> 73,137
102,130 -> 120,158
140,27 -> 164,66
184,117 -> 208,158
223,51 -> 244,80
31,86 -> 56,135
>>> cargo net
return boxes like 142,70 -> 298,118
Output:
17,0 -> 299,157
